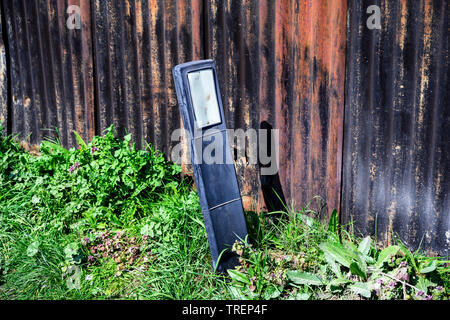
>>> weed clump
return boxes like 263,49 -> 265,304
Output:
0,124 -> 448,300
0,126 -> 223,299
226,210 -> 450,300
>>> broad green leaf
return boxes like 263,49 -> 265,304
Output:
320,242 -> 353,268
227,269 -> 251,285
97,223 -> 107,229
228,286 -> 248,300
73,131 -> 87,149
416,277 -> 436,295
329,278 -> 350,287
264,286 -> 282,299
328,209 -> 338,234
362,255 -> 376,265
354,254 -> 368,278
349,282 -> 372,298
343,241 -> 366,267
41,140 -> 69,155
398,243 -> 418,272
350,262 -> 366,279
286,271 -> 323,286
324,252 -> 342,278
344,240 -> 359,254
327,232 -> 341,244
376,245 -> 400,268
295,292 -> 311,300
358,236 -> 372,256
420,260 -> 437,274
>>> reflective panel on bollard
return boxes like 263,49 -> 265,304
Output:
172,60 -> 248,272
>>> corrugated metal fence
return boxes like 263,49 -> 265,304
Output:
204,0 -> 347,215
0,0 -> 448,255
342,0 -> 449,255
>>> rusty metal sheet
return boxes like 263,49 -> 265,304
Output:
205,0 -> 347,216
342,0 -> 449,255
0,0 -> 95,146
92,0 -> 204,160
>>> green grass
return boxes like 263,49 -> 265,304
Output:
0,125 -> 227,299
0,125 -> 448,300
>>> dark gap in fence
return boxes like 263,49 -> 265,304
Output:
90,3 -> 100,137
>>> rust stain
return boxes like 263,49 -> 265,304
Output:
79,0 -> 95,141
191,0 -> 203,60
398,0 -> 407,51
202,1 -> 347,216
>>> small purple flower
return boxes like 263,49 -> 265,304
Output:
424,295 -> 433,300
376,278 -> 384,285
388,280 -> 396,289
416,290 -> 424,297
399,272 -> 409,282
91,146 -> 98,153
68,162 -> 80,173
399,261 -> 407,267
396,267 -> 410,282
436,286 -> 443,291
